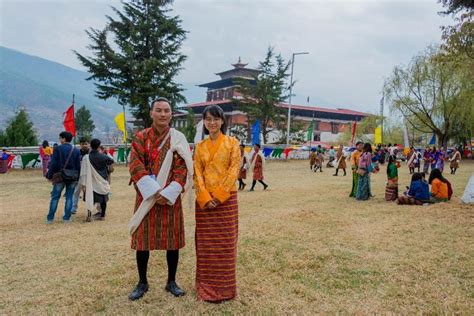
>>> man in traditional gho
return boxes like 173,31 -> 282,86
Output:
309,148 -> 317,171
422,147 -> 431,174
349,141 -> 363,197
249,143 -> 268,191
449,148 -> 461,175
238,144 -> 249,190
127,98 -> 193,301
79,138 -> 114,221
193,104 -> 241,302
333,145 -> 347,176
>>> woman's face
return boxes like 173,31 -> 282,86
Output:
204,113 -> 223,135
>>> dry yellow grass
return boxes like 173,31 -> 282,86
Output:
1,160 -> 473,314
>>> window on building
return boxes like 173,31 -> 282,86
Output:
206,92 -> 212,102
314,120 -> 320,131
313,133 -> 321,141
331,122 -> 338,134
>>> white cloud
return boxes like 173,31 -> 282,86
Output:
1,0 -> 449,112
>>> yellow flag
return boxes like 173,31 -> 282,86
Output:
114,112 -> 127,142
374,126 -> 382,144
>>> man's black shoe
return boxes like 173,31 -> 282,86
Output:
129,283 -> 148,301
165,281 -> 185,297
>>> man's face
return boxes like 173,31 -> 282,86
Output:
150,101 -> 172,128
80,142 -> 89,151
59,137 -> 66,145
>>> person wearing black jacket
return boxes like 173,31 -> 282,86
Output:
46,131 -> 81,223
85,138 -> 114,220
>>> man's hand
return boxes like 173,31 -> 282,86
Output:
155,191 -> 170,205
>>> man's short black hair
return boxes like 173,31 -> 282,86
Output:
79,137 -> 90,144
355,141 -> 363,146
59,131 -> 73,142
150,97 -> 171,111
90,138 -> 101,150
254,143 -> 261,148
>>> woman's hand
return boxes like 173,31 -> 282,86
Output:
205,199 -> 220,210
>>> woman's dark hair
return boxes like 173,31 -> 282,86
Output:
254,143 -> 261,148
59,131 -> 73,142
363,143 -> 372,153
202,105 -> 227,135
42,140 -> 49,148
90,138 -> 101,150
411,172 -> 423,182
356,141 -> 363,146
150,97 -> 171,111
429,168 -> 447,184
386,155 -> 396,176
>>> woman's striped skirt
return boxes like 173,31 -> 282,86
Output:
195,191 -> 238,302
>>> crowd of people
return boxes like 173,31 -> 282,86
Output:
43,132 -> 115,223
309,141 -> 464,205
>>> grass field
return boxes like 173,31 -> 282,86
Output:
1,160 -> 473,314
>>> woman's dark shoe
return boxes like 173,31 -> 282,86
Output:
165,281 -> 185,297
129,282 -> 149,301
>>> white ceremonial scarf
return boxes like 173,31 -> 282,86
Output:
241,151 -> 250,170
250,150 -> 265,172
128,128 -> 193,235
79,155 -> 111,213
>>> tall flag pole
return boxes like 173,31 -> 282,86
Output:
63,94 -> 76,140
121,105 -> 128,166
380,92 -> 384,144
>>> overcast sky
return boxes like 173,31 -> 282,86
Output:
0,0 -> 450,113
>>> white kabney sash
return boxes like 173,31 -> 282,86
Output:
79,155 -> 111,212
128,129 -> 193,235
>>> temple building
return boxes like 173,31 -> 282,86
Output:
174,58 -> 371,143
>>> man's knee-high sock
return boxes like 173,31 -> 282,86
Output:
136,250 -> 150,284
250,180 -> 256,190
167,250 -> 179,283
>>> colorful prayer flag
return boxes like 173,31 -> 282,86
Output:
374,126 -> 382,144
114,112 -> 128,142
252,120 -> 261,145
63,104 -> 76,136
350,121 -> 357,145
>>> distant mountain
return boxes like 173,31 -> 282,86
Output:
0,46 -> 205,141
0,46 -> 124,141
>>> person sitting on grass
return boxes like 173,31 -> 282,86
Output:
429,168 -> 452,202
397,172 -> 430,205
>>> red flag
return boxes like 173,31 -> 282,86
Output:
63,104 -> 76,136
350,121 -> 357,146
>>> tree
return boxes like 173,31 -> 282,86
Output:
177,108 -> 196,143
234,47 -> 291,144
75,0 -> 187,128
337,115 -> 381,144
0,108 -> 38,146
384,47 -> 473,147
75,105 -> 95,140
439,0 -> 474,15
